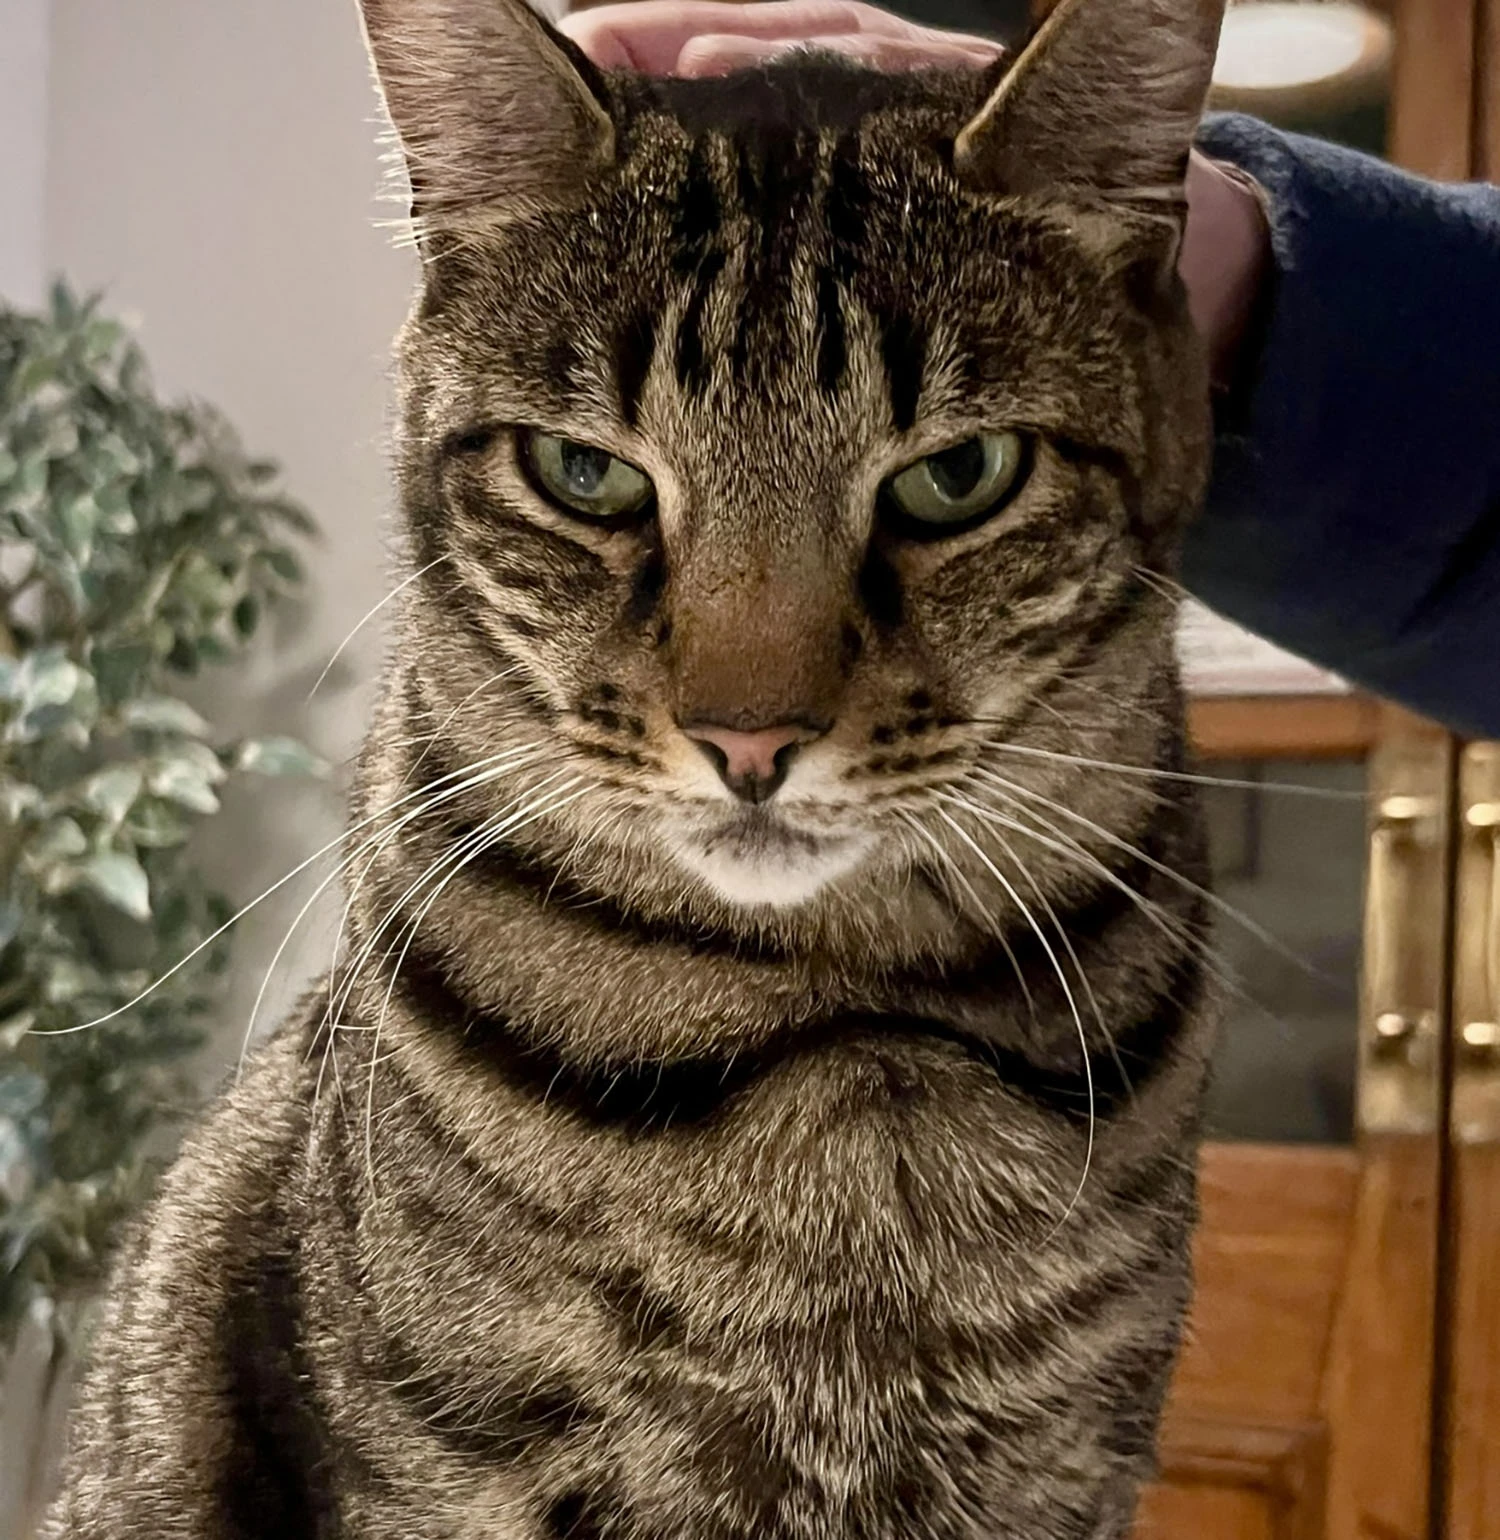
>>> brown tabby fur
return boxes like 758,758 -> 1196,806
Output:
45,0 -> 1228,1535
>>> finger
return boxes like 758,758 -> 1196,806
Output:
560,0 -> 999,73
675,29 -> 1003,77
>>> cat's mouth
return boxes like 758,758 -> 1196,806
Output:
665,806 -> 875,909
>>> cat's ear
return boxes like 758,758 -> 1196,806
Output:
953,0 -> 1225,207
358,0 -> 615,225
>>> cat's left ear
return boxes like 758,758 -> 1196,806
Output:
358,0 -> 615,226
953,0 -> 1225,213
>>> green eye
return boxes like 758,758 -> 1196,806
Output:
521,431 -> 654,523
884,432 -> 1030,534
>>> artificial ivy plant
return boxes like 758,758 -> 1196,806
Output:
0,283 -> 321,1352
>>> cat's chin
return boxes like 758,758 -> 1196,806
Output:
664,814 -> 875,909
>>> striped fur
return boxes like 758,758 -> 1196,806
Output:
45,2 -> 1225,1536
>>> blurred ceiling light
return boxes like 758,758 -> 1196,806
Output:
1211,1 -> 1394,118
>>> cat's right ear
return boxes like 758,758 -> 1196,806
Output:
358,0 -> 615,228
953,0 -> 1225,210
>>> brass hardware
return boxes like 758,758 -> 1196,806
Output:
1453,748 -> 1500,1144
1359,738 -> 1451,1138
1461,1020 -> 1500,1057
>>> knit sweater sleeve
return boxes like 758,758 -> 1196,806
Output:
1186,113 -> 1500,737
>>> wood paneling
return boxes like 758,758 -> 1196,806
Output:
1480,0 -> 1500,177
1389,0 -> 1479,177
1444,746 -> 1500,1538
1188,698 -> 1443,763
1322,1137 -> 1442,1540
1144,1415 -> 1328,1540
1444,1145 -> 1500,1540
1189,697 -> 1384,762
1140,1140 -> 1439,1540
1172,1146 -> 1360,1422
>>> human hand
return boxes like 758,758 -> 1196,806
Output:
560,0 -> 1269,387
561,0 -> 1005,76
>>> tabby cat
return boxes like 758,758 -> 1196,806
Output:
44,0 -> 1227,1534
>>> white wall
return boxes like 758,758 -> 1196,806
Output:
4,6 -> 412,1519
44,0 -> 419,1038
0,0 -> 51,307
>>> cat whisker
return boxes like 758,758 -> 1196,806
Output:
970,732 -> 1365,799
360,776 -> 592,1184
39,742 -> 548,1039
932,806 -> 1096,1233
309,750 -> 554,1124
324,762 -> 575,1039
401,664 -> 529,788
969,763 -> 1333,986
1129,564 -> 1192,607
941,782 -> 1259,1023
307,555 -> 451,701
895,810 -> 1036,1024
241,742 -> 552,1080
941,784 -> 1220,975
986,819 -> 1131,1100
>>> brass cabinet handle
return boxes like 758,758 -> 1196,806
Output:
1365,793 -> 1433,1053
1458,801 -> 1500,1061
1453,745 -> 1500,1145
1359,740 -> 1451,1139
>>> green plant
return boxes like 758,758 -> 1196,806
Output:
0,284 -> 321,1351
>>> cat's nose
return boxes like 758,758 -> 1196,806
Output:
681,721 -> 824,804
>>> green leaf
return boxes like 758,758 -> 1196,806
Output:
0,780 -> 43,822
0,902 -> 23,954
234,736 -> 326,778
121,696 -> 208,737
14,649 -> 82,715
123,800 -> 190,849
50,281 -> 78,326
263,548 -> 304,584
40,417 -> 80,461
261,501 -> 318,537
171,740 -> 227,783
81,766 -> 144,824
13,353 -> 56,400
91,645 -> 152,707
75,853 -> 151,921
25,818 -> 88,866
146,758 -> 219,814
42,957 -> 100,1004
58,491 -> 98,560
0,1014 -> 37,1053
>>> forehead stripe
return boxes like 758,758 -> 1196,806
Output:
880,312 -> 928,434
615,308 -> 658,429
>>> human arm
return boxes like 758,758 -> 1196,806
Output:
1185,114 -> 1500,737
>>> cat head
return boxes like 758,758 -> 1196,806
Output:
359,0 -> 1224,918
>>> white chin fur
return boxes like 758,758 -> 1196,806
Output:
668,831 -> 874,909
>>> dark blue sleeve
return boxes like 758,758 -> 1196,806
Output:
1184,113 -> 1500,739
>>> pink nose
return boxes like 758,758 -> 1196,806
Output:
681,722 -> 819,803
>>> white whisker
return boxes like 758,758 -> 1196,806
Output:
975,735 -> 1363,799
969,764 -> 1327,982
307,555 -> 451,701
360,777 -> 591,1184
933,807 -> 1096,1234
239,744 -> 550,1080
896,810 -> 1036,1024
36,743 -> 540,1038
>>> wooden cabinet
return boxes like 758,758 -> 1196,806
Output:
1138,711 -> 1454,1540
1443,738 -> 1500,1539
1141,705 -> 1500,1540
1106,0 -> 1500,1532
